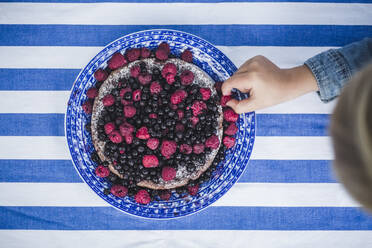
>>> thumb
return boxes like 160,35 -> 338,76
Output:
226,97 -> 257,114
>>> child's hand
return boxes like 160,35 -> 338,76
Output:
221,55 -> 318,113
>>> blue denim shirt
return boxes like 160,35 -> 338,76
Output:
305,38 -> 372,103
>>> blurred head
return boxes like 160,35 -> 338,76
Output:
331,63 -> 372,212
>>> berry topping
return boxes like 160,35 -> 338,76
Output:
175,123 -> 185,132
104,122 -> 115,134
221,95 -> 232,107
149,113 -> 158,119
147,138 -> 160,150
95,165 -> 110,178
138,73 -> 152,85
165,73 -> 175,85
124,133 -> 133,144
132,89 -> 142,101
191,101 -> 207,116
205,135 -> 220,149
224,123 -> 238,135
190,116 -> 199,126
150,81 -> 162,94
130,65 -> 141,78
161,140 -> 177,159
136,126 -> 150,140
180,70 -> 194,85
108,52 -> 127,70
94,69 -> 108,82
223,136 -> 236,149
103,94 -> 115,107
143,154 -> 159,168
141,47 -> 151,58
86,87 -> 98,99
200,88 -> 211,101
223,108 -> 239,122
170,90 -> 187,105
124,105 -> 136,118
159,190 -> 171,201
119,122 -> 134,136
126,48 -> 140,62
188,185 -> 199,196
120,87 -> 131,98
110,185 -> 128,198
162,166 -> 177,181
181,50 -> 193,63
158,42 -> 171,54
161,63 -> 177,78
155,48 -> 168,61
180,144 -> 192,154
109,130 -> 123,144
135,189 -> 151,204
193,143 -> 205,154
177,110 -> 184,120
82,100 -> 92,114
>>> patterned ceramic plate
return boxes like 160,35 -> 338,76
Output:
65,29 -> 255,219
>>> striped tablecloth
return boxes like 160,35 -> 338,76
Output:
1,1 -> 372,247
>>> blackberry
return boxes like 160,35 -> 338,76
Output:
137,146 -> 145,153
164,84 -> 171,92
124,91 -> 132,100
103,188 -> 110,195
90,152 -> 101,163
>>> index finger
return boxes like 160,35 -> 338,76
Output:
221,73 -> 251,96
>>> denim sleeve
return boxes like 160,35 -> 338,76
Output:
304,38 -> 372,102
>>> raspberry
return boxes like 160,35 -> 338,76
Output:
191,101 -> 207,116
94,69 -> 108,82
150,81 -> 162,94
170,90 -> 187,105
108,52 -> 127,70
221,95 -> 232,107
161,140 -> 177,159
223,108 -> 239,122
193,143 -> 205,154
125,133 -> 133,144
161,63 -> 177,78
102,94 -> 115,107
223,136 -> 236,149
205,135 -> 220,149
109,130 -> 123,144
214,82 -> 223,94
190,116 -> 199,126
138,73 -> 152,85
224,123 -> 238,135
135,189 -> 151,204
155,48 -> 168,61
126,48 -> 140,62
130,65 -> 140,78
110,185 -> 128,198
147,138 -> 159,150
200,88 -> 211,101
162,166 -> 177,181
132,89 -> 142,102
181,49 -> 193,63
82,100 -> 92,114
95,165 -> 110,178
165,73 -> 175,85
119,122 -> 134,136
136,126 -> 150,140
142,154 -> 159,168
188,185 -> 199,196
141,47 -> 151,58
159,190 -> 171,201
175,123 -> 184,132
149,113 -> 158,119
180,70 -> 194,85
124,105 -> 136,118
86,87 -> 98,99
104,122 -> 115,134
120,87 -> 131,98
177,110 -> 184,120
180,144 -> 192,154
158,42 -> 170,54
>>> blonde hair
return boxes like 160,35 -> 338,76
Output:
330,63 -> 372,212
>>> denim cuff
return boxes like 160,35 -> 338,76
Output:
305,49 -> 352,103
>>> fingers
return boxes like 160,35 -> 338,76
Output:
226,98 -> 257,114
221,73 -> 251,96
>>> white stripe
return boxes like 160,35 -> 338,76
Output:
0,183 -> 357,207
0,136 -> 333,160
0,3 -> 371,25
0,46 -> 336,69
1,231 -> 371,248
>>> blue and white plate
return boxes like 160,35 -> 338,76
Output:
65,29 -> 256,219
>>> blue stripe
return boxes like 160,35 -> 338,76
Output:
0,69 -> 78,91
256,114 -> 330,136
1,206 -> 371,230
0,160 -> 334,183
0,0 -> 370,3
0,114 -> 329,136
0,114 -> 65,136
1,25 -> 371,47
